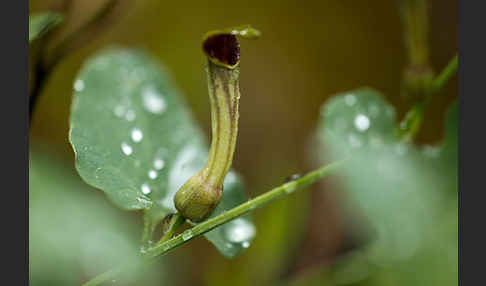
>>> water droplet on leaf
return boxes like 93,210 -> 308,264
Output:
114,105 -> 125,118
121,142 -> 133,155
225,218 -> 256,243
285,173 -> 301,183
125,109 -> 136,121
142,85 -> 167,114
345,94 -> 357,106
141,183 -> 151,195
182,230 -> 193,241
74,79 -> 85,92
131,128 -> 143,142
148,170 -> 158,179
154,158 -> 165,170
354,114 -> 370,131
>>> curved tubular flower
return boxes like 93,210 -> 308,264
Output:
174,25 -> 260,222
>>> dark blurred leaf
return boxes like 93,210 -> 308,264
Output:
29,149 -> 142,285
29,12 -> 62,43
69,48 -> 254,257
315,88 -> 457,285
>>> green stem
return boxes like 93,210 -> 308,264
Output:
399,100 -> 426,143
431,54 -> 458,93
148,160 -> 345,258
81,160 -> 346,286
157,213 -> 186,244
399,54 -> 458,142
400,0 -> 430,66
46,0 -> 120,71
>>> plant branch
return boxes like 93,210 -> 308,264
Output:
29,0 -> 124,122
45,0 -> 122,72
81,160 -> 347,286
157,213 -> 186,244
399,0 -> 430,66
399,53 -> 458,142
399,100 -> 426,143
431,54 -> 458,93
148,159 -> 345,258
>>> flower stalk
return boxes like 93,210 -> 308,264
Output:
174,26 -> 260,222
399,0 -> 435,101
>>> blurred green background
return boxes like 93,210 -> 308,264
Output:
29,0 -> 457,285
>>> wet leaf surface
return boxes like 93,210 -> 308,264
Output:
316,88 -> 457,285
69,48 -> 254,257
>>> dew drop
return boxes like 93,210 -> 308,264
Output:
131,128 -> 143,142
74,79 -> 85,92
234,29 -> 248,36
242,241 -> 250,248
141,183 -> 151,195
182,230 -> 193,241
345,94 -> 357,106
225,243 -> 234,249
225,218 -> 256,243
154,158 -> 165,170
160,243 -> 170,252
121,142 -> 133,155
284,183 -> 297,194
125,109 -> 136,121
285,174 -> 301,183
114,105 -> 125,118
135,196 -> 152,208
142,85 -> 167,114
148,170 -> 158,179
354,114 -> 370,131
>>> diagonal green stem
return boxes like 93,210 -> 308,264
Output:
157,213 -> 186,244
399,53 -> 458,142
81,160 -> 346,286
431,54 -> 458,93
147,159 -> 346,258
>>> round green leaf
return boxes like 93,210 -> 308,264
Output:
317,87 -> 456,264
69,48 -> 254,257
318,87 -> 397,154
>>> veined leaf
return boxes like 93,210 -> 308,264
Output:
69,48 -> 254,257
